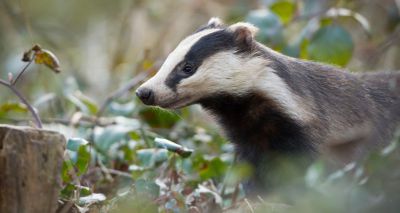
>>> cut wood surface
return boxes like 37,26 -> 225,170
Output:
0,124 -> 65,213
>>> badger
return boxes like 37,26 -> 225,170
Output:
136,18 -> 400,193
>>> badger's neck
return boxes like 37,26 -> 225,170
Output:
199,92 -> 316,163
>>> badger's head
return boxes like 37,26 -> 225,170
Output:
136,18 -> 267,109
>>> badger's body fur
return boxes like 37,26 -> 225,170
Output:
136,18 -> 400,194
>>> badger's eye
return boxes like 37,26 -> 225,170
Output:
182,64 -> 194,75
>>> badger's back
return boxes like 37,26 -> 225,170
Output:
273,55 -> 400,163
357,71 -> 400,146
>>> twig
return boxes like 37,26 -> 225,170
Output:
103,168 -> 132,178
244,198 -> 255,213
289,8 -> 330,24
1,115 -> 117,127
96,71 -> 149,117
367,27 -> 400,67
0,79 -> 43,128
58,200 -> 75,213
231,184 -> 240,208
12,56 -> 35,85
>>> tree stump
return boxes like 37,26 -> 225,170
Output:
0,124 -> 65,213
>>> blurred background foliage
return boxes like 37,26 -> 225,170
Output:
0,0 -> 400,212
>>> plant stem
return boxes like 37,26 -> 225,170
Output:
12,56 -> 35,85
0,79 -> 43,128
97,71 -> 149,117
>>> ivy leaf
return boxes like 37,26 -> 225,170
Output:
139,107 -> 180,128
94,119 -> 139,154
74,92 -> 99,115
67,137 -> 89,152
109,101 -> 136,116
135,179 -> 160,198
78,193 -> 106,206
307,25 -> 354,66
154,138 -> 193,158
61,160 -> 74,183
66,92 -> 99,115
136,148 -> 169,168
270,0 -> 296,24
75,145 -> 91,176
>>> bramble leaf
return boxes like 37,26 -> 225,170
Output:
307,25 -> 354,66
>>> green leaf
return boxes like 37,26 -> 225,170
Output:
199,157 -> 228,181
60,183 -> 75,198
270,0 -> 296,24
75,145 -> 91,176
139,107 -> 180,128
94,119 -> 139,153
67,137 -> 89,151
0,102 -> 28,118
66,92 -> 98,115
61,160 -> 74,183
134,179 -> 160,198
78,193 -> 106,206
79,186 -> 92,196
154,138 -> 193,158
109,101 -> 136,116
33,93 -> 56,108
224,162 -> 253,186
136,148 -> 168,168
381,141 -> 398,156
305,160 -> 325,187
246,9 -> 284,47
307,25 -> 354,66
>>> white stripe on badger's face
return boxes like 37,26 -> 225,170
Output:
176,50 -> 312,121
137,24 -> 311,122
137,28 -> 221,107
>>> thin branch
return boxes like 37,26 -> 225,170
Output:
96,70 -> 150,117
57,200 -> 75,213
289,8 -> 330,24
102,168 -> 132,178
366,26 -> 400,67
244,198 -> 255,213
1,116 -> 118,127
12,56 -> 35,85
0,79 -> 43,128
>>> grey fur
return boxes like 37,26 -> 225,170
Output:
137,20 -> 400,194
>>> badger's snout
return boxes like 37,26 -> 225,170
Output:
135,87 -> 155,105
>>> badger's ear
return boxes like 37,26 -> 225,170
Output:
196,17 -> 225,32
228,22 -> 259,49
207,17 -> 224,28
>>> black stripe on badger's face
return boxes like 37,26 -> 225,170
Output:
165,30 -> 236,91
136,22 -> 260,109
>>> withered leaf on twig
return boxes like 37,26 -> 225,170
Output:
22,44 -> 61,73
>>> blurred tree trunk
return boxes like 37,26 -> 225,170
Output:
0,125 -> 65,213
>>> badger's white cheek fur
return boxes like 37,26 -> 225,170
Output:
179,51 -> 272,97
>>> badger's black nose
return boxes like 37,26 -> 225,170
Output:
136,88 -> 154,105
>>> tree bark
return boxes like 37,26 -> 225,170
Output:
0,124 -> 65,213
